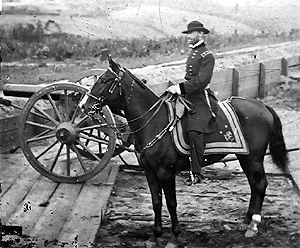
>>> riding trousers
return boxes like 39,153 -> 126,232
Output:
188,130 -> 208,174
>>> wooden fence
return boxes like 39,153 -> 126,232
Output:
1,55 -> 299,153
151,55 -> 300,99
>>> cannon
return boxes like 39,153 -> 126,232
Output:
2,69 -> 133,184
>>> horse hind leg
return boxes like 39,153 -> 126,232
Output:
237,154 -> 268,237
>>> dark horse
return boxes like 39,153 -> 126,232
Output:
81,57 -> 289,247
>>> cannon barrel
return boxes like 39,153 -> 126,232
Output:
3,82 -> 70,100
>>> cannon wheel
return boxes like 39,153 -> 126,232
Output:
19,82 -> 117,184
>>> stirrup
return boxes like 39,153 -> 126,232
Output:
186,173 -> 201,186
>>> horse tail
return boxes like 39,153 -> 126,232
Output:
265,105 -> 289,173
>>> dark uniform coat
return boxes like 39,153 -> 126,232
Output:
179,42 -> 218,133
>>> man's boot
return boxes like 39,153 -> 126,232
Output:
186,131 -> 205,186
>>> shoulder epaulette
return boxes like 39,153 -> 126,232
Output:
200,50 -> 213,58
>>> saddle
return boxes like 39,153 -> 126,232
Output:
165,95 -> 249,156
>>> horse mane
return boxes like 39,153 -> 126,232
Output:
123,67 -> 147,89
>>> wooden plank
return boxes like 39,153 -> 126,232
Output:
7,178 -> 58,235
0,116 -> 19,132
232,68 -> 239,96
0,129 -> 20,153
238,74 -> 259,91
29,183 -> 83,243
238,86 -> 259,98
106,163 -> 120,185
0,164 -> 41,223
258,63 -> 266,98
0,152 -> 28,197
238,63 -> 260,78
265,70 -> 281,85
211,82 -> 232,100
287,55 -> 300,67
0,115 -> 21,153
57,184 -> 113,247
57,163 -> 119,247
211,69 -> 233,84
281,58 -> 288,76
264,58 -> 282,72
88,161 -> 118,185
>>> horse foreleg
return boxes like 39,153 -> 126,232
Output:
159,169 -> 181,248
144,168 -> 163,247
238,155 -> 268,237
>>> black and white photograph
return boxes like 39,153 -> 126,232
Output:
0,0 -> 300,247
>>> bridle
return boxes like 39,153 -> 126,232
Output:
86,67 -> 124,115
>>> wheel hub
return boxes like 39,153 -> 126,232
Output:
56,122 -> 77,144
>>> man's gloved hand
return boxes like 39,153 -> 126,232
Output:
166,84 -> 181,95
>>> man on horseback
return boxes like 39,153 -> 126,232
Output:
167,21 -> 218,185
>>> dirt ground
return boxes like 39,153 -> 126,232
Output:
93,88 -> 300,248
94,169 -> 300,248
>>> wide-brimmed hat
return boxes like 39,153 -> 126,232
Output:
182,21 -> 210,34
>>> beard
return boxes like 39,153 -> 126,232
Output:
188,37 -> 200,45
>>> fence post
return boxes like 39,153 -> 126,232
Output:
258,63 -> 266,98
232,68 -> 239,96
281,58 -> 288,76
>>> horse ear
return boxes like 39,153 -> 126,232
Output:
107,55 -> 119,72
107,54 -> 112,64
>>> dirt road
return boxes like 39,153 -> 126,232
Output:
94,169 -> 300,248
94,96 -> 300,248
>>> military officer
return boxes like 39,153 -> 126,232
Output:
167,21 -> 218,185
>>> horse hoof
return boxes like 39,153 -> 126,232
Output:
245,228 -> 258,238
165,241 -> 178,248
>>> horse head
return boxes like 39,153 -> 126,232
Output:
80,56 -> 125,114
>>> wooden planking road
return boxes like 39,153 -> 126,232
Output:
0,151 -> 120,247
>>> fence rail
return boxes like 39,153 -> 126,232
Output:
152,55 -> 300,99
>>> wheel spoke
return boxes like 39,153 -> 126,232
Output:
97,129 -> 102,154
84,129 -> 93,146
25,120 -> 56,131
47,93 -> 63,122
71,143 -> 87,173
66,145 -> 71,176
36,140 -> 59,160
50,143 -> 64,172
28,110 -> 48,119
78,132 -> 110,145
71,93 -> 85,123
33,129 -> 52,139
75,115 -> 90,127
27,133 -> 56,143
76,140 -> 102,163
64,90 -> 69,113
33,105 -> 59,125
78,123 -> 108,131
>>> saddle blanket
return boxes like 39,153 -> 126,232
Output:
166,100 -> 249,156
